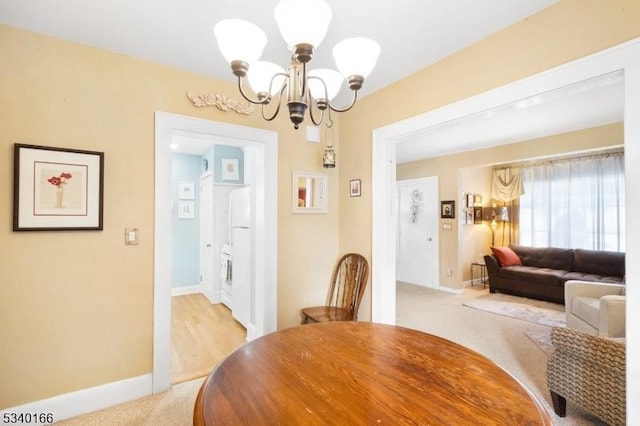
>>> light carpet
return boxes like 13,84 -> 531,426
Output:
463,292 -> 566,328
524,328 -> 555,356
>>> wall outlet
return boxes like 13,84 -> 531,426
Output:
446,267 -> 453,277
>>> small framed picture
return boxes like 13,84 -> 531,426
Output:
221,158 -> 240,181
349,179 -> 361,197
466,193 -> 474,208
474,206 -> 483,224
441,200 -> 455,219
466,210 -> 474,224
178,200 -> 195,219
13,143 -> 104,231
178,182 -> 195,199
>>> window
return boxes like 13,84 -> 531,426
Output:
518,152 -> 625,251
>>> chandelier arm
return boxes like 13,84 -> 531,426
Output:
328,90 -> 359,113
261,84 -> 288,122
308,99 -> 325,126
237,77 -> 269,105
269,72 -> 288,97
307,75 -> 329,99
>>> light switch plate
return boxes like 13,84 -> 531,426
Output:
125,227 -> 139,245
306,125 -> 320,143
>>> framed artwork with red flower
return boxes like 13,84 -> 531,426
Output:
13,144 -> 104,231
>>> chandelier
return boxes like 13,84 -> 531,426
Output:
213,0 -> 380,129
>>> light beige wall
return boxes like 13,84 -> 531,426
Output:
459,167 -> 493,282
0,24 -> 340,408
339,0 -> 640,311
399,123 -> 623,287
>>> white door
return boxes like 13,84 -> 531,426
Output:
199,173 -> 215,300
396,177 -> 439,288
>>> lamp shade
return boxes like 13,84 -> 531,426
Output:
214,19 -> 267,64
247,61 -> 286,95
333,37 -> 380,78
483,206 -> 509,222
308,69 -> 344,100
274,0 -> 332,49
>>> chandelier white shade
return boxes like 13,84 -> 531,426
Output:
213,0 -> 380,129
308,69 -> 344,101
247,61 -> 286,96
213,19 -> 266,64
274,0 -> 332,50
333,38 -> 381,82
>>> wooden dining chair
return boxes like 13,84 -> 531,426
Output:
301,253 -> 369,323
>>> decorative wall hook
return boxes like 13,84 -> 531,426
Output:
186,91 -> 254,115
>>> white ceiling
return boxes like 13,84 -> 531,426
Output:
2,0 -> 623,161
395,71 -> 625,163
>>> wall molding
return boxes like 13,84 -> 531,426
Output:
0,374 -> 152,423
186,91 -> 254,115
171,284 -> 201,296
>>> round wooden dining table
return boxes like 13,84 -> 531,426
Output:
193,321 -> 551,425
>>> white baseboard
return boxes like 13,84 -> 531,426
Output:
436,284 -> 464,294
202,288 -> 221,304
246,323 -> 256,341
0,374 -> 152,423
171,284 -> 201,296
463,279 -> 489,289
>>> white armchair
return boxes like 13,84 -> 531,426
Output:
564,280 -> 625,338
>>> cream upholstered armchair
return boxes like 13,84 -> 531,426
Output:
564,280 -> 625,338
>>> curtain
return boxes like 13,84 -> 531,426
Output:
491,168 -> 524,246
518,152 -> 625,251
492,168 -> 524,202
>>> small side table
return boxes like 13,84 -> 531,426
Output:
470,262 -> 488,288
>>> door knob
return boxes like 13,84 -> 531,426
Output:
427,237 -> 432,242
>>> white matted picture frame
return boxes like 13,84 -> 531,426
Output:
178,200 -> 195,219
221,158 -> 240,181
13,143 -> 104,231
349,179 -> 361,197
178,181 -> 195,199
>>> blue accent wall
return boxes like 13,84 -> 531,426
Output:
170,145 -> 244,289
171,154 -> 201,287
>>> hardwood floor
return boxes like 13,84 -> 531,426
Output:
171,294 -> 246,384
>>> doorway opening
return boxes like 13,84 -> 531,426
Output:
371,39 -> 639,327
169,142 -> 251,384
154,112 -> 278,393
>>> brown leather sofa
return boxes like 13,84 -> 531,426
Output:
484,244 -> 625,304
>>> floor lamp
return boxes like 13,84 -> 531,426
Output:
483,206 -> 509,247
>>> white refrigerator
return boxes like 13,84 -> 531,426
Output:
228,186 -> 251,329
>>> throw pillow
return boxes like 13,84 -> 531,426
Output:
491,246 -> 522,267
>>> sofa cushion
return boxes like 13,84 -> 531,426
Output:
491,246 -> 522,266
573,248 -> 625,277
510,244 -> 574,270
570,296 -> 600,329
498,265 -> 567,287
562,272 -> 624,284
